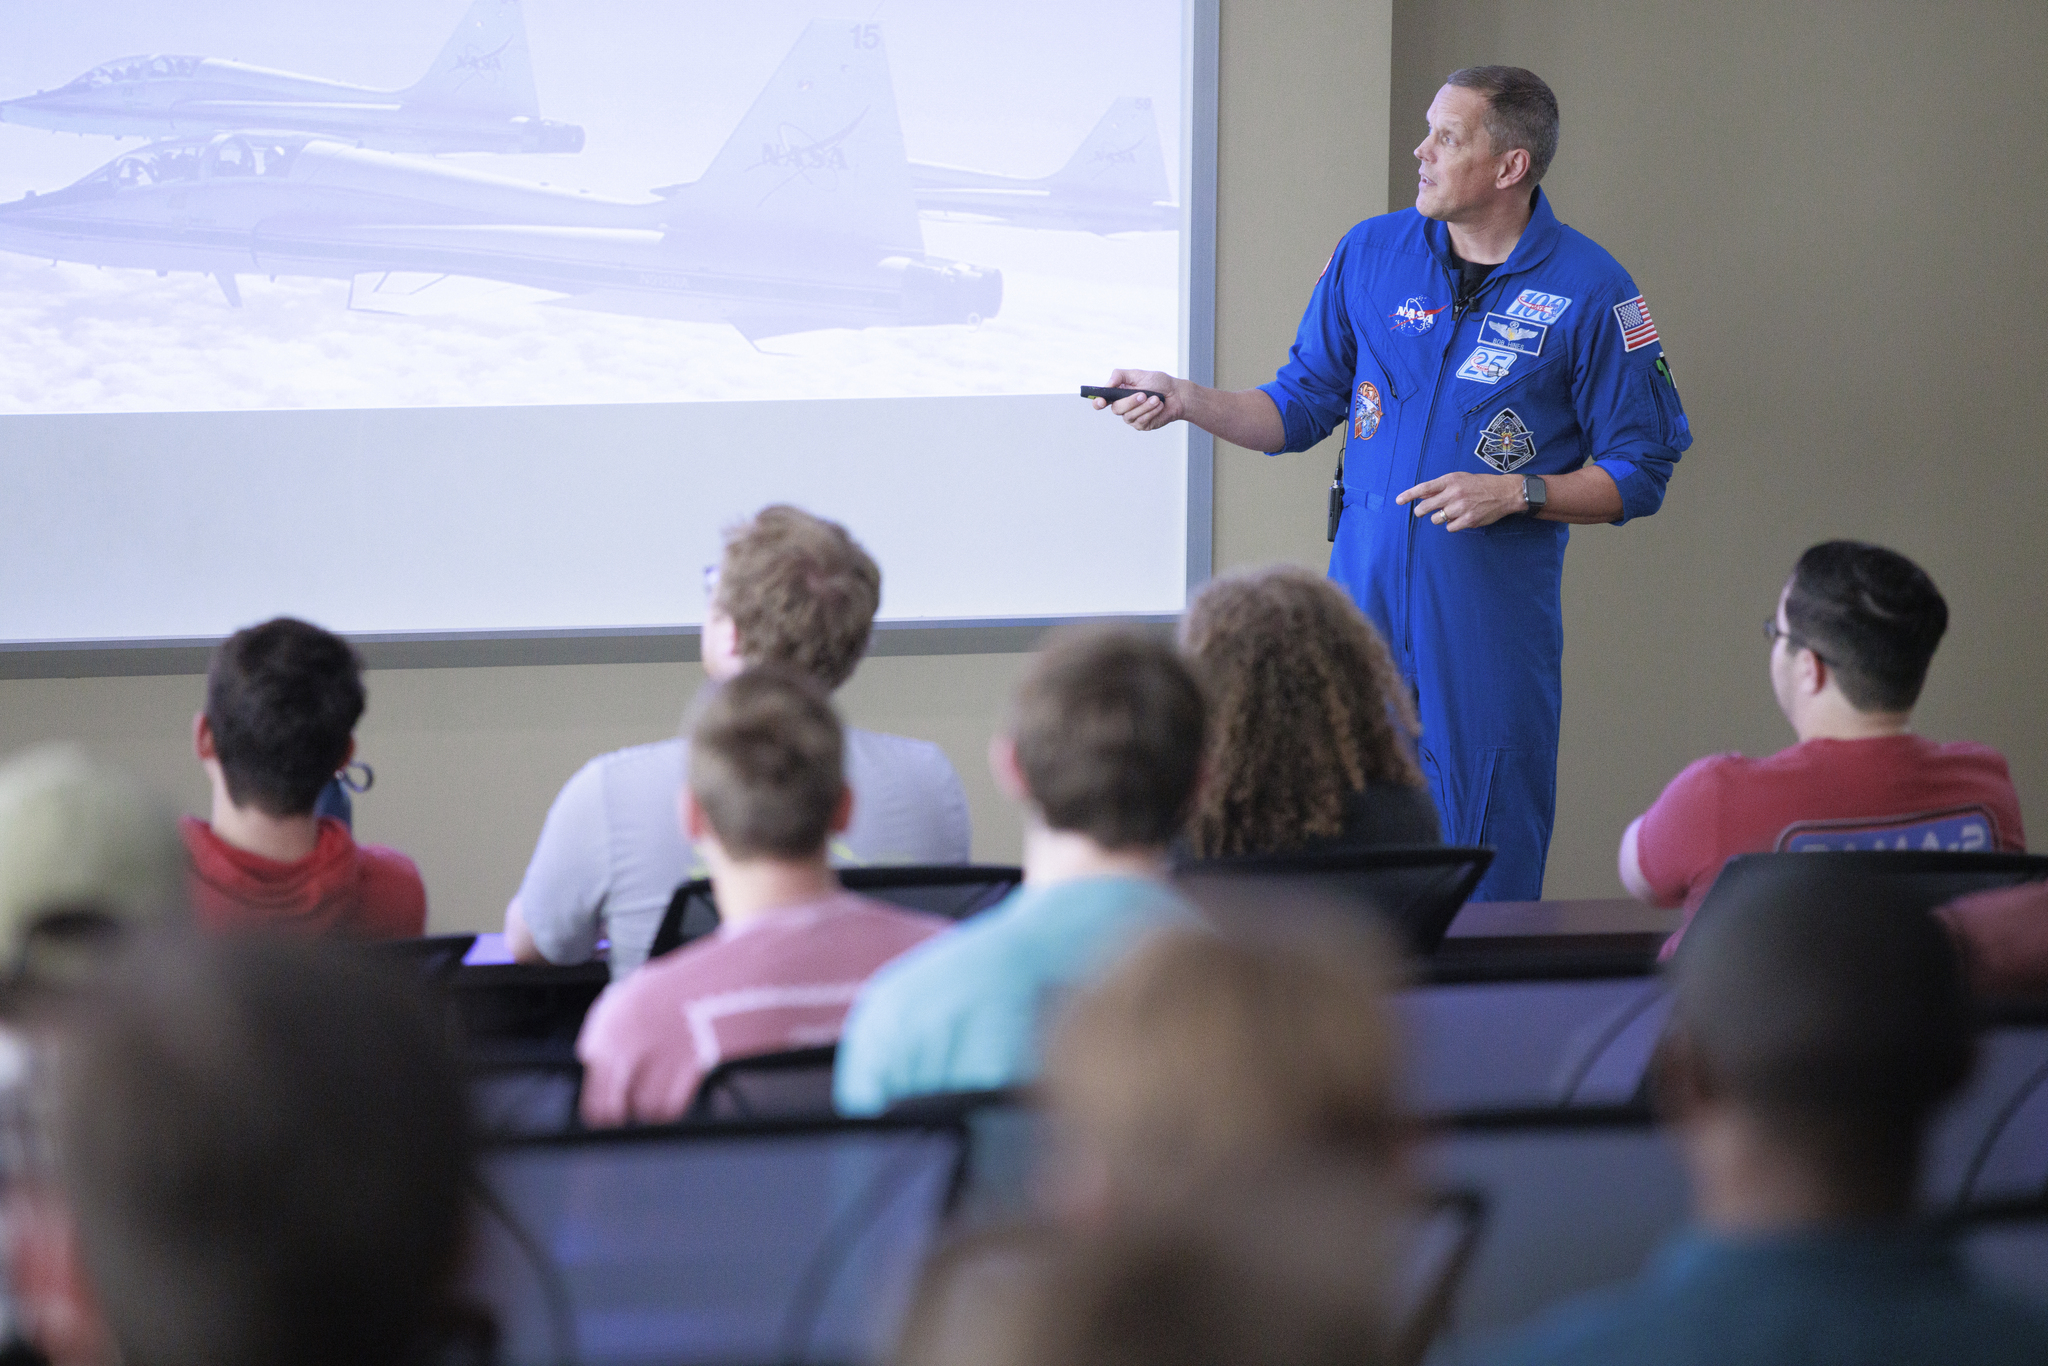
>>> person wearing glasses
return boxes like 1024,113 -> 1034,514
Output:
505,505 -> 971,978
1619,541 -> 2023,953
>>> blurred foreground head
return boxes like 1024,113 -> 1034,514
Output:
11,935 -> 474,1366
0,745 -> 182,992
900,1174 -> 1394,1366
1662,875 -> 1973,1216
1044,923 -> 1404,1218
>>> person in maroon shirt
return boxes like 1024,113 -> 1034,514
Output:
182,617 -> 425,939
1619,542 -> 2024,953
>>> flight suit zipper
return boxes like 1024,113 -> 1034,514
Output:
1401,262 -> 1503,666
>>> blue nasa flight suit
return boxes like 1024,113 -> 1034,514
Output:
1260,188 -> 1691,900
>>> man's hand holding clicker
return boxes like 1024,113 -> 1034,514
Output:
1092,369 -> 1184,431
1395,472 -> 1527,531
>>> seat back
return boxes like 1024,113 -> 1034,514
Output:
470,1045 -> 585,1138
1421,1107 -> 1689,1336
650,864 -> 1023,960
1175,846 -> 1494,955
688,1045 -> 840,1122
1697,851 -> 2048,930
445,961 -> 611,1047
468,1116 -> 968,1366
1951,1195 -> 2048,1312
373,933 -> 478,981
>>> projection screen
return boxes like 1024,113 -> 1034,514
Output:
0,0 -> 1215,667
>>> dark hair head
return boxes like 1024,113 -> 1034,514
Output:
1010,627 -> 1206,850
1783,541 -> 1948,712
688,667 -> 846,860
205,618 -> 365,816
45,933 -> 473,1366
1669,873 -> 1973,1171
1180,567 -> 1422,858
714,505 -> 881,691
1444,66 -> 1560,184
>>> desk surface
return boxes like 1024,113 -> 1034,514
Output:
1430,899 -> 1681,983
1445,898 -> 1683,940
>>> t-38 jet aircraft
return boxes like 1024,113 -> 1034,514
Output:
910,96 -> 1177,234
0,21 -> 999,341
0,0 -> 583,155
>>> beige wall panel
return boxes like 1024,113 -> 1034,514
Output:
1390,0 -> 2048,895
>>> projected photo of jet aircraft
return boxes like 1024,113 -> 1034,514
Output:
0,0 -> 584,155
0,21 -> 999,342
911,96 -> 1177,234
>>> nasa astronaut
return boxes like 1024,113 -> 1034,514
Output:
1100,67 -> 1691,899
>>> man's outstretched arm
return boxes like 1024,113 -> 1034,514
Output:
1091,368 -> 1287,453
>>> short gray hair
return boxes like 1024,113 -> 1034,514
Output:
1445,66 -> 1560,185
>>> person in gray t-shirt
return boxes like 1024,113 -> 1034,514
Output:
505,506 -> 971,977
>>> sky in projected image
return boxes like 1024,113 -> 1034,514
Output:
0,0 -> 1184,415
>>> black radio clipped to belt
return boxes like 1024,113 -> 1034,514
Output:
1327,452 -> 1345,542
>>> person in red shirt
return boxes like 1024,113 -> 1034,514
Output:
182,618 -> 425,939
577,668 -> 946,1125
1620,541 -> 2024,953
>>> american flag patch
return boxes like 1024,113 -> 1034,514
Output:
1613,295 -> 1659,351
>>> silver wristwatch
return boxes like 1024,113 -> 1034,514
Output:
1521,474 -> 1548,513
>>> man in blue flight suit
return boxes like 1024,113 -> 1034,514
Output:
1098,66 -> 1691,899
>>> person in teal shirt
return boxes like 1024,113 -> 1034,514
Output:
1470,872 -> 2048,1366
835,627 -> 1206,1116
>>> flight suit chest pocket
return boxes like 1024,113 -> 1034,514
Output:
1459,356 -> 1574,477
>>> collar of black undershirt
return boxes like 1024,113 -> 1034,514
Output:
1448,248 -> 1498,309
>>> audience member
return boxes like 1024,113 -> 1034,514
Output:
5,934 -> 477,1366
835,626 -> 1205,1114
1938,882 -> 2048,996
1473,877 -> 2048,1365
577,669 -> 947,1125
898,1178 -> 1395,1366
1040,922 -> 1405,1220
0,745 -> 181,986
507,504 -> 971,977
1619,542 -> 2022,949
182,618 -> 425,939
1179,566 -> 1439,859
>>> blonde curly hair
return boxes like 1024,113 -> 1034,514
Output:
1179,566 -> 1422,858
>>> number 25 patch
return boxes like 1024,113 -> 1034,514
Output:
1455,346 -> 1517,385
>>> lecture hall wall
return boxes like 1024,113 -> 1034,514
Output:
2,0 -> 2041,929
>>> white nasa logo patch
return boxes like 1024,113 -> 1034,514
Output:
1455,346 -> 1517,385
1503,289 -> 1572,325
1481,311 -> 1546,356
1475,408 -> 1538,472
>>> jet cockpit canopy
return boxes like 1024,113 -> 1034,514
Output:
60,55 -> 204,92
74,134 -> 308,194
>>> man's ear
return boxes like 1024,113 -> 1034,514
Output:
988,734 -> 1029,803
193,711 -> 215,762
1496,145 -> 1531,190
828,784 -> 854,836
1648,1024 -> 1715,1124
678,787 -> 713,843
1802,648 -> 1831,700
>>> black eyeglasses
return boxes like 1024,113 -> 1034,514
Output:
1763,618 -> 1825,661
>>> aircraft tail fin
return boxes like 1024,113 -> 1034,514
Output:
676,20 -> 921,261
1051,96 -> 1170,204
405,0 -> 540,116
